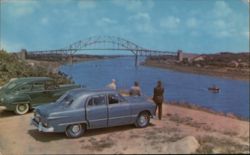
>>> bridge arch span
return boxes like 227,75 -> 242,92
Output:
28,35 -> 177,66
67,35 -> 144,55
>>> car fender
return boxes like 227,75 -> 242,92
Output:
9,94 -> 31,105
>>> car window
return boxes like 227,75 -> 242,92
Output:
17,84 -> 32,92
6,81 -> 17,89
88,95 -> 106,106
32,82 -> 45,91
45,80 -> 56,90
108,93 -> 125,104
56,93 -> 74,106
3,79 -> 18,89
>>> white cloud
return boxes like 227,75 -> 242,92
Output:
0,39 -> 24,52
205,1 -> 248,38
128,12 -> 155,33
160,16 -> 180,29
242,31 -> 250,38
113,0 -> 154,12
5,0 -> 40,17
213,20 -> 226,29
215,30 -> 231,38
241,0 -> 250,5
101,18 -> 117,24
41,17 -> 49,25
190,31 -> 200,37
129,12 -> 151,22
46,0 -> 72,5
213,1 -> 232,18
186,17 -> 198,28
78,0 -> 96,10
209,19 -> 232,38
96,17 -> 117,26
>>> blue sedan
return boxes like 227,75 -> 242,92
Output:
31,88 -> 156,138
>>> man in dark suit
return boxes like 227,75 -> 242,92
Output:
153,80 -> 164,120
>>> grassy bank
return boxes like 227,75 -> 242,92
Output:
0,50 -> 71,85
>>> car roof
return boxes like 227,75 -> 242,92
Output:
1,77 -> 52,91
10,77 -> 52,87
68,88 -> 117,97
17,77 -> 52,81
12,77 -> 52,84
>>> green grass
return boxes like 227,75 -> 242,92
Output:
0,50 -> 71,85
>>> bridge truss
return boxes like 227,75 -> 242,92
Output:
28,35 -> 177,66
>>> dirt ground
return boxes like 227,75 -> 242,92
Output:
0,104 -> 249,154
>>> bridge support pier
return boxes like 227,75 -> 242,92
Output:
68,54 -> 73,64
135,53 -> 138,67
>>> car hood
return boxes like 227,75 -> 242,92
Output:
35,103 -> 66,118
0,87 -> 6,95
0,88 -> 6,101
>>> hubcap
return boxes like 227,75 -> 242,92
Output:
139,115 -> 148,126
72,125 -> 80,133
19,104 -> 26,111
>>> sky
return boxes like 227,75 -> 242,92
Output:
0,0 -> 249,54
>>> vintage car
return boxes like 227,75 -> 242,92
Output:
0,77 -> 80,115
31,88 -> 156,138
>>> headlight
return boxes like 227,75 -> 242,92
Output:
0,97 -> 4,102
34,112 -> 41,122
43,122 -> 48,127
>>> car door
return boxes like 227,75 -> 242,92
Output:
86,94 -> 108,129
108,93 -> 132,127
29,81 -> 52,106
44,79 -> 61,102
14,83 -> 32,102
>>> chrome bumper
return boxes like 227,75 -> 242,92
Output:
31,118 -> 54,132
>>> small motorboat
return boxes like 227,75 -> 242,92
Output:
208,85 -> 220,93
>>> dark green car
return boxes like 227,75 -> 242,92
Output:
0,77 -> 80,115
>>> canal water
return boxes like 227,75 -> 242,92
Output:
60,57 -> 249,118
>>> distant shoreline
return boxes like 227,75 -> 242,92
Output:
143,60 -> 250,82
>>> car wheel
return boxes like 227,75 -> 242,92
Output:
65,124 -> 85,138
14,103 -> 30,115
135,112 -> 150,128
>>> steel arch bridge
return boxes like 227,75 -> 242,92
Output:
28,35 -> 177,66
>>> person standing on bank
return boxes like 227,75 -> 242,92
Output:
153,80 -> 164,120
129,81 -> 141,96
106,79 -> 117,90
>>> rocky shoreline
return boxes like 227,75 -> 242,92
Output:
143,60 -> 250,82
166,101 -> 249,121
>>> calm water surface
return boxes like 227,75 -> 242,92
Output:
60,57 -> 249,118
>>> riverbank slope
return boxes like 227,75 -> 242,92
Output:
0,103 -> 249,154
0,50 -> 71,85
143,52 -> 250,81
0,50 -> 114,85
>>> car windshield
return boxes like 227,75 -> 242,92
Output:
56,93 -> 74,106
2,79 -> 18,90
